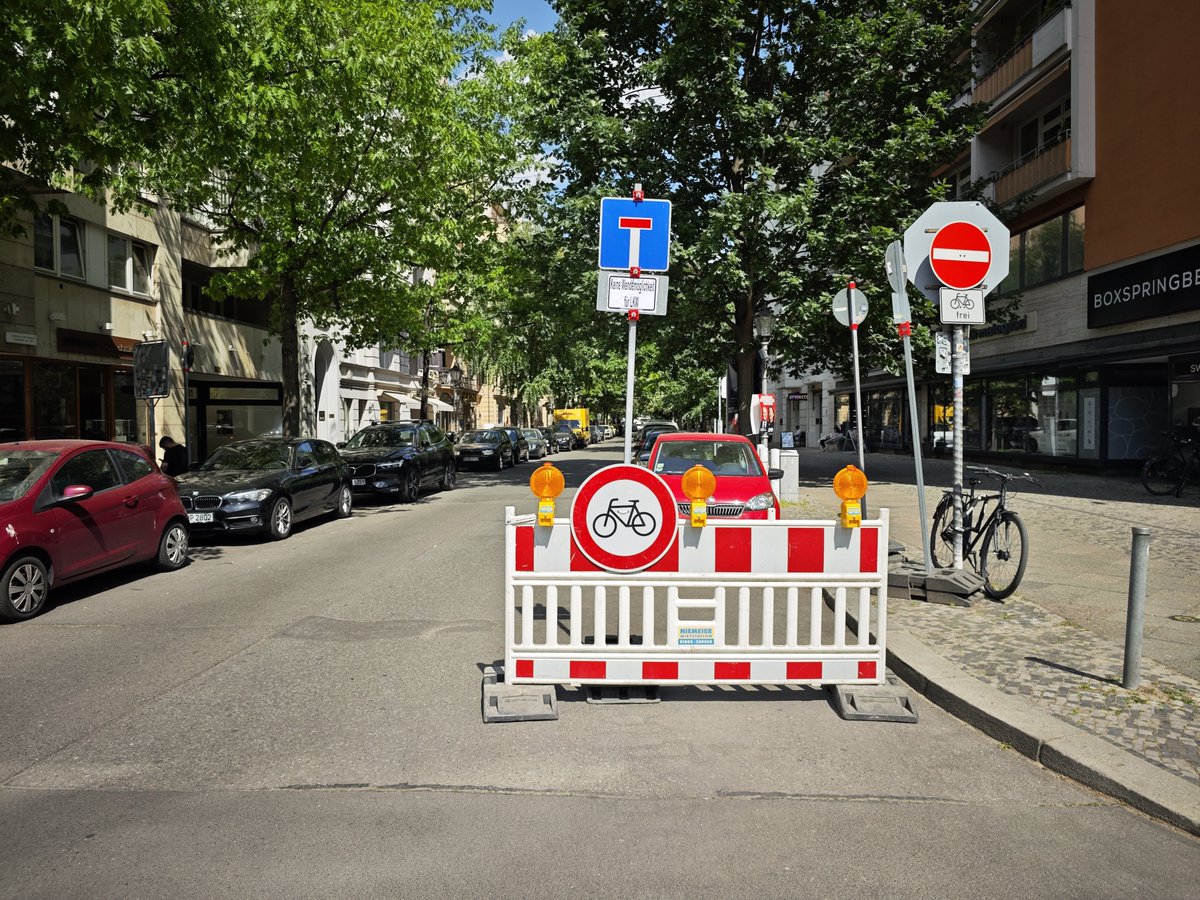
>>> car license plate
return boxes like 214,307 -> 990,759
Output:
187,512 -> 213,524
352,478 -> 366,486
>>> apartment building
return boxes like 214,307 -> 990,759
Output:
794,0 -> 1200,467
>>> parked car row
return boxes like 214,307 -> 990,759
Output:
1,421 -> 600,621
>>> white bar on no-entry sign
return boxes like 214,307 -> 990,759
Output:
932,248 -> 990,262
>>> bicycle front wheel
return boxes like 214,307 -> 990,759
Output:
981,511 -> 1028,600
1141,454 -> 1184,495
929,498 -> 956,568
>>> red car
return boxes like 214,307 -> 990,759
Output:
646,432 -> 782,520
0,440 -> 190,622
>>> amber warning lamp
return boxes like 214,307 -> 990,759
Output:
681,465 -> 717,527
530,462 -> 565,526
833,464 -> 868,528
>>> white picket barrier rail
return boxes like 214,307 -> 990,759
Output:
503,507 -> 889,687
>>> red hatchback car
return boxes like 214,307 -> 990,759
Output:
646,432 -> 783,520
0,440 -> 190,622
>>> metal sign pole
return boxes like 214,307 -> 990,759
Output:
848,281 -> 867,518
624,309 -> 638,463
886,241 -> 931,574
147,398 -> 157,458
952,324 -> 965,570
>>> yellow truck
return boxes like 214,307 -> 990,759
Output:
553,408 -> 590,447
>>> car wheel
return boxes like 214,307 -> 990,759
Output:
335,484 -> 353,518
155,522 -> 189,571
496,452 -> 506,471
0,556 -> 50,623
402,467 -> 421,502
440,462 -> 456,491
266,497 -> 293,541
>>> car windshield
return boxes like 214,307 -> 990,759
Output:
652,440 -> 763,476
344,426 -> 417,449
522,430 -> 541,440
0,449 -> 59,502
200,441 -> 292,471
555,424 -> 573,432
462,430 -> 499,444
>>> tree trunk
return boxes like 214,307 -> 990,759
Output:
280,274 -> 301,438
735,292 -> 757,437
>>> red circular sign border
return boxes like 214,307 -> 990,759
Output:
571,464 -> 677,572
930,220 -> 991,290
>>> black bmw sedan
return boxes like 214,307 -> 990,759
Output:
338,421 -> 455,500
176,438 -> 352,541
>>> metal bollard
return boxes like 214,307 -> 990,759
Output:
1122,527 -> 1151,690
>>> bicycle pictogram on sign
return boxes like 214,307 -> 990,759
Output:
592,497 -> 657,538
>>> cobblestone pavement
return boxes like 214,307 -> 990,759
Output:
784,447 -> 1200,789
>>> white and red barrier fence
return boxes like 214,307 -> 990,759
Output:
503,508 -> 889,687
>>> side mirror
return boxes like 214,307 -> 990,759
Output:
60,484 -> 94,503
336,441 -> 346,449
767,468 -> 785,480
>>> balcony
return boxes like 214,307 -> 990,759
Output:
974,3 -> 1070,107
992,134 -> 1071,206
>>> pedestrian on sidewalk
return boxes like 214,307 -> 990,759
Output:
159,436 -> 189,476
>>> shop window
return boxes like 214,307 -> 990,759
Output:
34,212 -> 85,279
0,360 -> 26,442
108,234 -> 154,295
1029,375 -> 1078,457
33,363 -> 78,439
113,369 -> 138,443
79,366 -> 108,440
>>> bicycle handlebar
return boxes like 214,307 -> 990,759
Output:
964,465 -> 1042,488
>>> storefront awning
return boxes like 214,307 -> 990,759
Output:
379,391 -> 420,409
424,397 -> 454,413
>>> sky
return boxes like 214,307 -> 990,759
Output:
482,0 -> 559,36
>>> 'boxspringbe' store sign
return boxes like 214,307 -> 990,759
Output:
1088,242 -> 1200,328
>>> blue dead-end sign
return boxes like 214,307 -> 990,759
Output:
599,197 -> 672,272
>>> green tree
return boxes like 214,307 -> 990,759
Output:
151,0 -> 518,435
0,0 -> 230,231
512,0 -> 985,432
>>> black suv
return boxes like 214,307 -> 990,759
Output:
338,422 -> 455,501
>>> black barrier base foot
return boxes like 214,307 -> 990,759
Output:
481,666 -> 558,723
887,561 -> 984,607
585,685 -> 661,704
829,681 -> 919,723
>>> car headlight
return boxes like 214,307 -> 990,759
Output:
746,491 -> 775,511
376,460 -> 404,469
226,488 -> 272,503
482,449 -> 494,455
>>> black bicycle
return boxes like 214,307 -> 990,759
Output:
1141,425 -> 1200,498
930,466 -> 1038,600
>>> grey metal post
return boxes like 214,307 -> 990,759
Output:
623,311 -> 637,464
850,321 -> 867,518
902,331 -> 932,573
952,325 -> 964,569
1123,527 -> 1151,689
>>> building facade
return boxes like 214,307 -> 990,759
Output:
775,0 -> 1200,466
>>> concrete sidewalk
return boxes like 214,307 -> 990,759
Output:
784,446 -> 1200,834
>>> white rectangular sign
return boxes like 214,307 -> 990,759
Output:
938,288 -> 985,325
596,273 -> 669,316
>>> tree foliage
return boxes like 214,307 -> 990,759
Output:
149,0 -> 519,435
508,0 -> 985,430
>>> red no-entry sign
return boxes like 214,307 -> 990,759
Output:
929,221 -> 991,290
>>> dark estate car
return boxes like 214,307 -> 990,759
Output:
0,440 -> 190,622
553,422 -> 584,450
338,422 -> 455,500
455,428 -> 515,470
176,438 -> 352,540
538,427 -> 558,454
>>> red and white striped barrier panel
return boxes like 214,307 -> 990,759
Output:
503,508 -> 889,687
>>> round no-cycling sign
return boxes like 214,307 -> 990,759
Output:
571,464 -> 678,572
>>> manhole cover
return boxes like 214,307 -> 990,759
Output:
1168,615 -> 1200,623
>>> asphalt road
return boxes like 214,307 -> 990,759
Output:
1,443 -> 1196,898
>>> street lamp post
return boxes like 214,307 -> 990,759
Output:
754,308 -> 776,450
